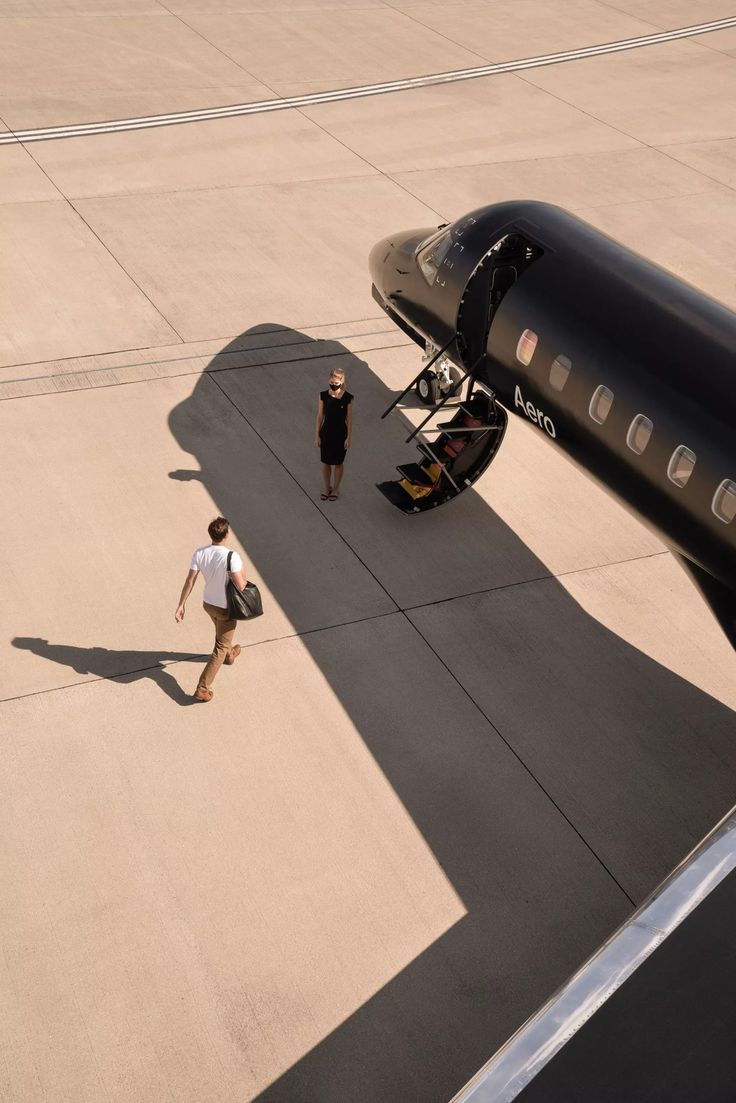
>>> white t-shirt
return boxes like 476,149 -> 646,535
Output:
190,544 -> 243,609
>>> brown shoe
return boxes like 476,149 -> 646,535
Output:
194,687 -> 214,702
224,644 -> 241,666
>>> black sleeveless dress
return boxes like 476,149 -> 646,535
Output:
319,390 -> 353,465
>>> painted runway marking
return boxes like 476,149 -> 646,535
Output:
1,17 -> 735,146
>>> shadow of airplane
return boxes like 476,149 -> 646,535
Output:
11,637 -> 207,706
18,323 -> 731,1103
162,324 -> 736,1102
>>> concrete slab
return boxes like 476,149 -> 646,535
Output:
402,0 -> 657,62
524,40 -> 736,145
73,176 -> 440,339
0,83 -> 275,132
167,0 -> 387,10
384,0 -> 491,8
408,552 -> 736,904
212,338 -> 663,609
183,8 -> 483,86
0,200 -> 177,367
0,0 -> 163,12
697,26 -> 736,56
0,144 -> 62,204
662,137 -> 736,189
0,15 -> 251,103
599,0 -> 736,27
303,73 -> 641,174
32,111 -> 374,199
0,613 -> 628,1103
1,4 -> 735,1101
576,190 -> 736,310
1,372 -> 394,698
390,147 -> 726,222
247,77 -> 378,98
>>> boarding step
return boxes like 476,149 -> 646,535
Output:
396,462 -> 437,486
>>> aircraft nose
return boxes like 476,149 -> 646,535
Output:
369,227 -> 433,301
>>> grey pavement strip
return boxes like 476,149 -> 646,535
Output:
1,18 -> 735,147
0,330 -> 410,401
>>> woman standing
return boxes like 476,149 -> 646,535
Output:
315,368 -> 353,501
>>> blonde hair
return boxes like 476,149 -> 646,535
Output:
329,367 -> 345,381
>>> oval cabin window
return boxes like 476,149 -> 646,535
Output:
516,329 -> 538,366
626,414 -> 653,455
712,479 -> 736,524
549,355 -> 572,392
589,385 -> 614,425
668,445 -> 696,487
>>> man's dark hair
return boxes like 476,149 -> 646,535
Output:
208,516 -> 230,543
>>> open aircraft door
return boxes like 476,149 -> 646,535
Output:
374,235 -> 532,513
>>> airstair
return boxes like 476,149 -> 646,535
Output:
376,348 -> 507,514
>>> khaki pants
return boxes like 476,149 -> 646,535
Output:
197,602 -> 238,692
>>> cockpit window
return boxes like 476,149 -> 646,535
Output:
589,385 -> 614,424
713,479 -> 736,523
516,329 -> 538,366
417,229 -> 453,286
668,445 -> 696,487
626,414 -> 653,455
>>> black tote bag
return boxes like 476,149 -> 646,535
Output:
226,551 -> 264,620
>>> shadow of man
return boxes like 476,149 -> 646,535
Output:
12,637 -> 205,706
162,323 -> 736,1103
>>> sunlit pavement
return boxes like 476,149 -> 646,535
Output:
2,3 -> 736,1100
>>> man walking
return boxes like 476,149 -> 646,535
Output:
175,516 -> 246,702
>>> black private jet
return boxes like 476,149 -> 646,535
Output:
370,200 -> 736,647
371,201 -> 736,1102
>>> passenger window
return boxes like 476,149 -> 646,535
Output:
668,445 -> 696,487
549,355 -> 571,392
516,329 -> 538,366
626,414 -> 653,455
589,385 -> 614,425
712,479 -> 736,524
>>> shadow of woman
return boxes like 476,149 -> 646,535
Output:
11,637 -> 206,706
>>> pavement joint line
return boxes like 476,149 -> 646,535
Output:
1,18 -> 734,145
0,327 -> 405,388
0,315 -> 389,373
1,551 -> 671,705
566,183 -> 733,212
647,146 -> 736,201
54,167 -> 383,204
401,550 -> 671,614
0,610 -> 403,706
0,340 -> 413,401
71,195 -> 186,342
401,593 -> 638,908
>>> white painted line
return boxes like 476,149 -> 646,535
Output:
1,18 -> 734,146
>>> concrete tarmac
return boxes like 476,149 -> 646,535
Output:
2,3 -> 736,1101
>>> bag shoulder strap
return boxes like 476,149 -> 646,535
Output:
226,549 -> 232,574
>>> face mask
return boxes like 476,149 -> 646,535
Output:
329,382 -> 340,390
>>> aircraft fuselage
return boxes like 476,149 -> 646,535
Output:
370,201 -> 736,639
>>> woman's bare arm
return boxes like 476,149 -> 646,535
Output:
315,397 -> 324,446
